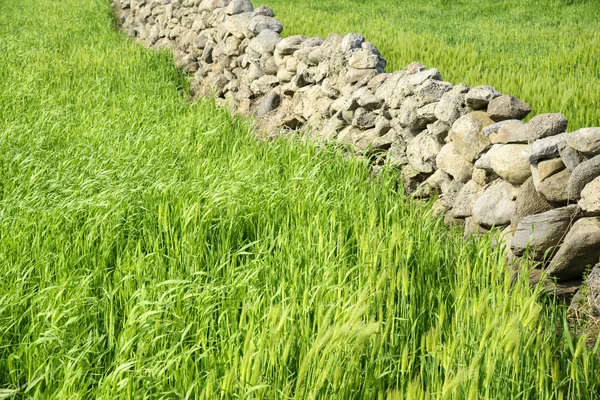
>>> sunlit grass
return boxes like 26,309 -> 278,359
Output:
1,0 -> 600,398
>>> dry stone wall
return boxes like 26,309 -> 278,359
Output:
114,0 -> 600,315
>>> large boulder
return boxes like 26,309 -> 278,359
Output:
564,128 -> 600,157
547,217 -> 600,280
436,143 -> 474,183
510,205 -> 578,260
487,95 -> 531,122
448,111 -> 494,162
489,144 -> 531,184
579,177 -> 600,214
525,113 -> 568,142
472,180 -> 519,228
567,155 -> 600,200
511,177 -> 553,228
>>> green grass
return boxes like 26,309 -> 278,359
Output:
1,0 -> 600,398
264,0 -> 600,130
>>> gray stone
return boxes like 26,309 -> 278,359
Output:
340,33 -> 365,53
521,133 -> 568,163
482,120 -> 517,137
547,217 -> 600,280
526,113 -> 568,141
488,120 -> 528,144
487,95 -> 532,122
247,15 -> 283,35
406,131 -> 443,174
352,108 -> 377,129
448,111 -> 494,162
472,180 -> 519,228
247,29 -> 280,54
558,141 -> 586,171
489,144 -> 531,184
567,155 -> 600,201
452,180 -> 485,218
538,169 -> 571,203
348,51 -> 382,69
465,85 -> 500,110
511,177 -> 554,228
250,74 -> 279,96
253,5 -> 275,17
225,0 -> 253,15
511,205 -> 578,260
433,84 -> 470,126
275,35 -> 307,56
474,144 -> 500,171
579,177 -> 600,214
256,91 -> 281,117
564,128 -> 600,157
436,143 -> 474,183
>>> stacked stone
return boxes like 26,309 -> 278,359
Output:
114,0 -> 600,315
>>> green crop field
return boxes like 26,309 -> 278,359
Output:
1,0 -> 600,398
264,0 -> 600,131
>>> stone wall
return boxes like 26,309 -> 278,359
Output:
113,0 -> 600,315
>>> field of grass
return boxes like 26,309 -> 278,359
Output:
264,0 -> 600,131
2,0 -> 600,398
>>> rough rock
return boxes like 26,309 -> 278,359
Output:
537,158 -> 565,183
247,15 -> 283,35
487,95 -> 532,122
547,217 -> 600,280
521,133 -> 568,163
511,177 -> 554,228
510,205 -> 578,260
406,131 -> 443,174
436,143 -> 474,183
489,144 -> 531,184
256,91 -> 281,117
452,180 -> 485,218
558,141 -> 586,171
472,180 -> 519,228
567,155 -> 600,201
537,169 -> 571,203
465,85 -> 500,110
448,111 -> 494,162
526,113 -> 568,141
275,35 -> 307,55
225,0 -> 253,15
579,177 -> 600,214
564,128 -> 600,157
433,84 -> 470,126
488,120 -> 528,144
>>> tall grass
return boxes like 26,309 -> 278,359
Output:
1,0 -> 600,398
264,0 -> 600,130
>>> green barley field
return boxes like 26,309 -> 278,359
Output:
265,0 -> 600,130
1,0 -> 600,398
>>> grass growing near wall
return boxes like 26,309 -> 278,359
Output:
264,0 -> 600,131
1,0 -> 600,398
